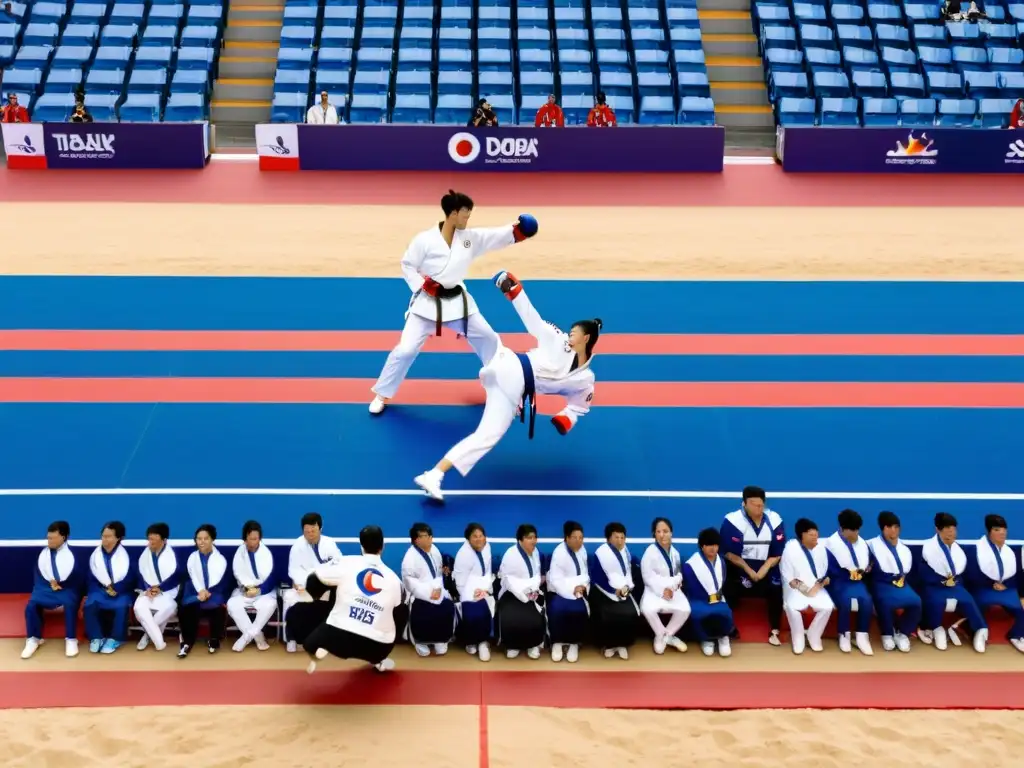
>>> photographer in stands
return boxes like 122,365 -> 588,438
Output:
70,100 -> 93,123
1,93 -> 29,123
468,98 -> 499,127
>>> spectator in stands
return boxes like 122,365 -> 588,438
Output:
682,528 -> 734,657
22,520 -> 82,660
1010,98 -> 1024,129
919,512 -> 988,653
227,519 -> 279,652
866,511 -> 922,652
178,523 -> 230,658
966,514 -> 1024,653
941,0 -> 985,20
306,91 -> 340,125
640,517 -> 690,655
0,3 -> 17,22
134,522 -> 180,652
720,485 -> 784,646
1,93 -> 30,123
497,523 -> 546,659
282,512 -> 342,653
83,520 -> 136,655
590,522 -> 641,659
535,94 -> 565,128
70,101 -> 93,124
468,98 -> 499,127
453,522 -> 495,662
823,509 -> 875,656
780,518 -> 834,655
401,521 -> 456,656
587,92 -> 616,128
546,520 -> 590,662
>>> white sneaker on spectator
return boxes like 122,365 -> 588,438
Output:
137,634 -> 150,651
21,638 -> 41,659
478,642 -> 491,662
65,639 -> 79,657
551,643 -> 564,662
566,644 -> 579,663
286,641 -> 297,653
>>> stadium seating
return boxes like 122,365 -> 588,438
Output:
755,0 -> 1024,127
0,0 -> 226,123
272,0 -> 718,125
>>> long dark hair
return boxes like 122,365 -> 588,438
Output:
572,318 -> 603,356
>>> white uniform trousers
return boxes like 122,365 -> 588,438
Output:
227,591 -> 278,638
444,346 -> 524,476
134,591 -> 177,646
784,589 -> 834,654
373,310 -> 499,399
641,590 -> 691,638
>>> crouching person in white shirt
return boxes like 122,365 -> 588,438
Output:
135,523 -> 179,651
304,525 -> 403,674
780,518 -> 834,654
453,522 -> 496,662
402,522 -> 457,656
227,520 -> 279,652
282,512 -> 342,653
640,517 -> 690,655
497,523 -> 546,659
546,521 -> 590,663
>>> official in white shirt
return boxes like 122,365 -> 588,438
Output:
306,91 -> 341,124
966,514 -> 1024,653
226,520 -> 279,653
452,522 -> 495,661
823,509 -> 874,655
640,517 -> 690,655
304,525 -> 403,674
546,520 -> 590,662
368,190 -> 537,414
919,512 -> 987,652
497,523 -> 546,659
401,522 -> 457,656
590,522 -> 641,659
780,518 -> 834,655
866,511 -> 922,652
682,528 -> 734,657
134,522 -> 179,652
282,512 -> 342,652
22,520 -> 83,660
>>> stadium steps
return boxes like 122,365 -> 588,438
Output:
697,0 -> 772,127
211,0 -> 283,123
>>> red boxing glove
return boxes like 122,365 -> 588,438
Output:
422,277 -> 442,297
494,271 -> 522,301
551,414 -> 572,435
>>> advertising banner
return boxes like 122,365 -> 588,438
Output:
255,123 -> 300,170
2,123 -> 47,169
274,124 -> 724,172
778,126 -> 1024,173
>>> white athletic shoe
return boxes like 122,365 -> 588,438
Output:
973,628 -> 988,653
286,641 -> 298,653
551,643 -> 564,662
701,641 -> 715,657
666,636 -> 687,653
21,638 -> 41,660
933,627 -> 948,651
434,643 -> 448,656
506,649 -> 520,659
527,646 -> 541,660
717,637 -> 732,657
466,644 -> 478,656
653,636 -> 667,655
603,648 -> 616,659
137,634 -> 150,651
306,660 -> 318,675
369,396 -> 386,415
478,642 -> 491,662
232,634 -> 252,653
616,647 -> 628,660
374,658 -> 396,673
414,643 -> 431,657
855,632 -> 874,656
315,647 -> 329,660
881,635 -> 897,652
65,639 -> 79,658
414,470 -> 444,502
1011,638 -> 1024,654
838,632 -> 852,653
895,633 -> 911,653
566,644 -> 579,663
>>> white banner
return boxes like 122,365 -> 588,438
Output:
255,123 -> 299,170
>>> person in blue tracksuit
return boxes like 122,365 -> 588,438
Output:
965,514 -> 1024,653
682,527 -> 735,657
865,511 -> 922,653
83,520 -> 137,654
823,509 -> 875,656
22,520 -> 84,660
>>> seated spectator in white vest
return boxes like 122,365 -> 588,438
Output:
966,514 -> 1024,653
22,520 -> 83,659
134,522 -> 180,651
641,517 -> 690,655
178,523 -> 230,657
546,520 -> 590,663
780,518 -> 834,655
590,522 -> 641,659
453,522 -> 496,662
919,512 -> 987,653
823,509 -> 874,656
83,521 -> 136,655
227,519 -> 279,652
402,522 -> 457,656
282,512 -> 342,653
306,91 -> 340,124
682,528 -> 734,657
497,523 -> 546,659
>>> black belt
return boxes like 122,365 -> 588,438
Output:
432,285 -> 468,338
517,353 -> 537,439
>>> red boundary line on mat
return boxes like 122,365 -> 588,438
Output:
3,670 -> 1024,710
4,330 -> 1024,356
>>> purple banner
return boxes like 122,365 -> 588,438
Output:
41,122 -> 211,169
778,126 -> 1024,173
296,125 -> 725,172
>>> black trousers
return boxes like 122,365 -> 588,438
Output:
723,562 -> 783,633
178,602 -> 226,646
303,623 -> 394,665
286,601 -> 333,644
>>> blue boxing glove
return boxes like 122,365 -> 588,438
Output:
512,214 -> 538,243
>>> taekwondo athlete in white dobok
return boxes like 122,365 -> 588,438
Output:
919,512 -> 987,653
966,514 -> 1024,653
779,518 -> 834,655
414,271 -> 601,501
282,512 -> 342,652
369,189 -> 539,415
640,517 -> 690,655
402,521 -> 458,656
135,523 -> 179,652
303,525 -> 404,674
546,520 -> 591,663
23,520 -> 83,660
453,522 -> 496,662
226,520 -> 279,653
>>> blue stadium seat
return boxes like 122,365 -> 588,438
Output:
478,27 -> 511,46
978,97 -> 1017,127
93,45 -> 132,70
805,47 -> 841,71
554,6 -> 584,25
936,97 -> 976,126
401,26 -> 433,47
637,70 -> 672,97
69,3 -> 107,22
793,3 -> 826,22
875,24 -> 910,48
318,46 -> 353,69
1007,2 -> 1024,20
440,3 -> 471,24
166,92 -> 206,121
85,67 -> 126,94
638,95 -> 675,124
678,95 -> 714,125
606,94 -> 633,123
989,46 -> 1024,70
486,93 -> 514,124
439,26 -> 470,45
361,24 -> 397,47
1,67 -> 42,93
596,68 -> 630,99
635,48 -> 670,72
820,96 -> 859,125
912,23 -> 947,45
24,22 -> 60,46
120,92 -> 161,122
919,45 -> 952,70
101,24 -> 138,46
135,45 -> 173,69
679,70 -> 711,96
402,5 -> 434,26
283,5 -> 318,24
478,46 -> 511,68
438,46 -> 471,69
44,67 -> 84,93
356,47 -> 393,69
799,23 -> 836,49
176,46 -> 215,70
271,91 -> 305,122
60,23 -> 97,46
437,70 -> 472,94
592,6 -> 622,27
324,5 -> 358,23
669,25 -> 703,49
170,69 -> 210,94
953,45 -> 988,70
392,93 -> 431,123
148,4 -> 184,22
905,3 -> 940,22
813,70 -> 851,98
631,27 -> 666,50
281,25 -> 316,47
559,70 -> 593,96
518,27 -> 551,50
963,70 -> 1000,98
517,6 -> 548,27
754,4 -> 791,23
866,3 -> 898,22
561,93 -> 591,124
352,68 -> 389,95
890,70 -> 926,97
32,2 -> 69,23
187,3 -> 224,24
363,4 -> 398,23
559,48 -> 591,72
275,68 -> 311,94
770,70 -> 810,101
33,92 -> 76,122
999,70 -> 1024,95
851,69 -> 887,97
142,25 -> 178,46
927,70 -> 964,98
556,27 -> 589,49
314,68 -> 348,92
13,45 -> 53,68
985,4 -> 1008,21
596,47 -> 629,72
843,46 -> 880,71
983,22 -> 1017,43
110,2 -> 145,24
880,45 -> 917,72
764,48 -> 803,75
479,69 -> 513,93
833,3 -> 865,22
53,45 -> 92,68
836,23 -> 873,49
277,47 -> 314,70
777,96 -> 815,125
395,69 -> 431,94
666,5 -> 699,24
629,6 -> 661,27
434,92 -> 471,123
478,5 -> 510,25
946,21 -> 981,44
899,97 -> 936,127
518,48 -> 552,71
521,70 -> 554,96
517,93 -> 547,124
593,27 -> 625,50
861,96 -> 899,126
